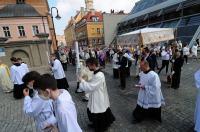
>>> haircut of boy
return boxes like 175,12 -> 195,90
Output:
38,74 -> 82,132
22,71 -> 57,132
79,57 -> 115,132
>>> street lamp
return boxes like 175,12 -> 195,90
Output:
50,7 -> 61,50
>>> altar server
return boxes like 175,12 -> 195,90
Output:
79,57 -> 115,132
23,71 -> 57,132
133,60 -> 165,123
10,57 -> 28,99
50,54 -> 69,90
38,74 -> 82,132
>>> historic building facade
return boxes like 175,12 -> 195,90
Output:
75,11 -> 104,47
0,0 -> 55,67
65,0 -> 104,47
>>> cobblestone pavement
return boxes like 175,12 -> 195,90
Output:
0,58 -> 199,132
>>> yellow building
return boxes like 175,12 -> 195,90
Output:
64,7 -> 87,47
75,11 -> 104,47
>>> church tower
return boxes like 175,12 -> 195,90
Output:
85,0 -> 94,11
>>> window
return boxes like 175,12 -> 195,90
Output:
32,25 -> 39,35
97,28 -> 100,34
2,26 -> 11,37
91,17 -> 99,22
18,26 -> 26,37
16,0 -> 25,4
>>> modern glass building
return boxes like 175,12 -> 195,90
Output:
117,0 -> 200,46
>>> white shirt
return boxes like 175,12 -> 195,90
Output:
10,64 -> 28,85
51,59 -> 65,79
80,71 -> 110,113
21,63 -> 29,73
23,91 -> 57,132
183,47 -> 190,55
137,71 -> 165,109
53,90 -> 82,132
84,52 -> 90,60
161,50 -> 170,60
123,53 -> 134,67
192,45 -> 198,56
112,53 -> 120,69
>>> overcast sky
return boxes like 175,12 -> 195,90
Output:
48,0 -> 140,35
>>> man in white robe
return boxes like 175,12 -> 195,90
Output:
194,70 -> 200,132
0,60 -> 13,93
50,54 -> 69,90
10,57 -> 28,99
22,71 -> 57,132
133,60 -> 165,123
79,57 -> 115,132
37,74 -> 82,132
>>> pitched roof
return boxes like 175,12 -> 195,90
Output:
0,4 -> 41,18
82,11 -> 103,22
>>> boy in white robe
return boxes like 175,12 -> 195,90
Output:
133,60 -> 165,123
22,71 -> 57,132
37,74 -> 82,132
10,57 -> 28,99
79,57 -> 115,132
50,54 -> 69,90
194,70 -> 200,132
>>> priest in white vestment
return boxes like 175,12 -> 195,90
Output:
38,74 -> 82,132
133,60 -> 165,123
79,57 -> 115,132
194,70 -> 200,132
0,60 -> 13,93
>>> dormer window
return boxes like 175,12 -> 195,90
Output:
16,0 -> 25,4
91,17 -> 99,22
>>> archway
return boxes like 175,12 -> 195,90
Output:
12,50 -> 31,66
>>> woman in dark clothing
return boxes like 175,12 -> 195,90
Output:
171,52 -> 184,89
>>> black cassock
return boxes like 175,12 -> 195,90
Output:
171,57 -> 184,89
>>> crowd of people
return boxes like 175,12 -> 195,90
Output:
0,39 -> 199,132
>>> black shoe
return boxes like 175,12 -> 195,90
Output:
132,119 -> 141,124
88,123 -> 94,128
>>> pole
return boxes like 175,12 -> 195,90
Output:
75,41 -> 82,93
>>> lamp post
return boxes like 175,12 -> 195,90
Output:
50,7 -> 61,51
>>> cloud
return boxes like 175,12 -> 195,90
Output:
94,0 -> 140,13
56,0 -> 140,16
56,0 -> 85,16
53,0 -> 140,35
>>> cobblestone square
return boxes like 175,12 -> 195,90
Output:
0,58 -> 199,132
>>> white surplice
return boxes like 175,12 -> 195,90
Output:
53,89 -> 82,132
23,90 -> 57,132
79,71 -> 110,113
137,71 -> 165,109
51,59 -> 65,79
194,70 -> 200,132
10,64 -> 28,85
